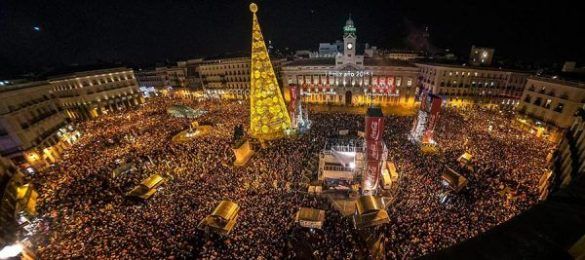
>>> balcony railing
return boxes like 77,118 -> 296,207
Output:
21,110 -> 60,129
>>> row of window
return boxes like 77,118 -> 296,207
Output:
53,84 -> 135,97
2,95 -> 52,114
439,81 -> 513,88
225,76 -> 249,82
526,84 -> 573,99
54,74 -> 135,91
290,75 -> 413,86
420,67 -> 512,79
199,63 -> 250,72
18,107 -> 61,130
60,92 -> 138,108
226,83 -> 250,89
523,95 -> 565,113
437,89 -> 516,97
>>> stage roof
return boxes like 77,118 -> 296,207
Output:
356,195 -> 384,215
211,200 -> 239,221
296,207 -> 325,223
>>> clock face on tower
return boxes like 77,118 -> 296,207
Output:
347,43 -> 353,50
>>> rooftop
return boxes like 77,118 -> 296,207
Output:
529,74 -> 585,88
416,62 -> 531,74
284,58 -> 416,67
0,80 -> 50,94
285,58 -> 336,67
49,67 -> 132,81
364,58 -> 416,67
203,52 -> 250,61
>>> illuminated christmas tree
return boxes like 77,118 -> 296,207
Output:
248,3 -> 291,140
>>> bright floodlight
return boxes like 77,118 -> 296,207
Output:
349,162 -> 355,169
0,243 -> 23,259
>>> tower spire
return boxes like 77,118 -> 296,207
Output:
344,13 -> 356,38
248,3 -> 291,140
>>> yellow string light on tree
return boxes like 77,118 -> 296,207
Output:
248,3 -> 291,140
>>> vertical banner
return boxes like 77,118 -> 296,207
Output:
289,85 -> 299,127
366,142 -> 384,161
365,117 -> 384,141
427,96 -> 442,131
422,95 -> 442,143
420,91 -> 427,111
364,161 -> 381,193
418,87 -> 428,103
410,110 -> 428,143
289,84 -> 298,110
363,107 -> 385,193
388,77 -> 396,94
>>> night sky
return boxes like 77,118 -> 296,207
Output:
0,0 -> 583,77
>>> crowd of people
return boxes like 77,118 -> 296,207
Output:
28,96 -> 553,259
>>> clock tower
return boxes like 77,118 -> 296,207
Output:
343,15 -> 356,62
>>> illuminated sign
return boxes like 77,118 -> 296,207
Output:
327,71 -> 372,78
368,92 -> 400,97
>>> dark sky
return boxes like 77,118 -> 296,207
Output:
0,0 -> 583,77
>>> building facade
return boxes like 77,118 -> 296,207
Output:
0,81 -> 71,167
135,66 -> 189,89
198,57 -> 251,99
1,156 -> 37,250
518,77 -> 585,129
172,56 -> 286,100
318,42 -> 342,57
417,63 -> 529,109
385,51 -> 422,61
179,59 -> 205,89
135,68 -> 165,89
161,66 -> 188,88
49,67 -> 143,121
281,17 -> 419,107
548,109 -> 585,195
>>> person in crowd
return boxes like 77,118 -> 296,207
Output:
29,97 -> 552,259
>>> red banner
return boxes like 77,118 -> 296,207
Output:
389,77 -> 396,93
364,108 -> 385,193
290,85 -> 298,101
363,160 -> 381,191
422,95 -> 442,143
289,84 -> 298,112
365,117 -> 384,141
367,142 -> 384,161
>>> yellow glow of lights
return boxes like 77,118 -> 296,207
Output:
248,3 -> 291,139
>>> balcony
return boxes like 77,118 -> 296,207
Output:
2,96 -> 52,115
34,121 -> 67,146
23,110 -> 60,129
